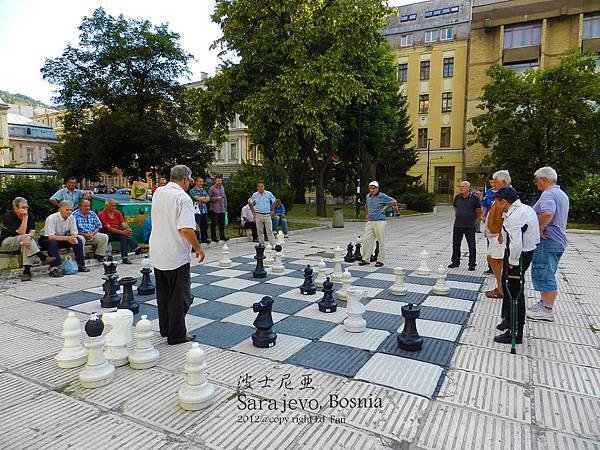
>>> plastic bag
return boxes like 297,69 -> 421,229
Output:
224,211 -> 229,227
63,255 -> 78,275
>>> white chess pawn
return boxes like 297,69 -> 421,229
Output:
315,258 -> 327,288
343,288 -> 366,333
271,246 -> 284,273
219,243 -> 232,268
276,230 -> 285,246
264,242 -> 274,267
416,249 -> 430,276
337,269 -> 352,300
103,309 -> 133,367
332,246 -> 343,282
129,315 -> 160,369
55,312 -> 88,369
178,343 -> 215,410
79,314 -> 115,389
390,267 -> 407,296
432,265 -> 450,296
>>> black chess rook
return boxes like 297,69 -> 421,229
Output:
397,303 -> 423,352
252,296 -> 277,348
300,265 -> 316,295
318,277 -> 337,313
253,244 -> 267,278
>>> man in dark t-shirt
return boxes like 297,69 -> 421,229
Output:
449,181 -> 482,271
0,197 -> 54,281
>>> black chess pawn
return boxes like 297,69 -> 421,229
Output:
344,243 -> 354,263
253,244 -> 267,278
118,277 -> 140,314
353,241 -> 362,262
397,303 -> 423,351
370,241 -> 380,263
300,265 -> 317,295
100,272 -> 121,308
318,277 -> 337,313
252,296 -> 277,348
137,256 -> 155,295
85,312 -> 104,337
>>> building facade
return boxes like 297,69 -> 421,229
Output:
0,98 -> 9,167
383,0 -> 472,202
466,0 -> 600,181
4,113 -> 57,169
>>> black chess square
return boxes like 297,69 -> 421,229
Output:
363,311 -> 405,331
190,285 -> 237,301
273,316 -> 336,340
377,335 -> 455,366
192,322 -> 254,347
188,301 -> 246,320
39,291 -> 100,307
284,341 -> 372,377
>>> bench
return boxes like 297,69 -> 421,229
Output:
230,218 -> 249,237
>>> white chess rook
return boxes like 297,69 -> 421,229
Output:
315,258 -> 327,288
55,312 -> 88,369
219,244 -> 232,268
432,265 -> 450,296
337,269 -> 352,300
332,246 -> 343,282
178,343 -> 215,410
129,315 -> 160,369
103,309 -> 133,367
272,248 -> 284,273
79,335 -> 115,389
390,267 -> 408,296
416,249 -> 430,276
343,287 -> 366,333
264,243 -> 274,267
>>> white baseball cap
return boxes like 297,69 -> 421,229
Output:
369,181 -> 379,187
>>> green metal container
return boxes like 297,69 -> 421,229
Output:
91,194 -> 151,244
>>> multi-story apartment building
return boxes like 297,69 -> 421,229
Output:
466,0 -> 600,181
383,0 -> 472,202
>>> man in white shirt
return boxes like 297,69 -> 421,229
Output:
240,204 -> 259,242
150,165 -> 205,345
492,187 -> 540,345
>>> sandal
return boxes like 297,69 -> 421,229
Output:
485,289 -> 503,298
375,262 -> 384,267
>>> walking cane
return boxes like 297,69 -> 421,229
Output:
503,225 -> 527,355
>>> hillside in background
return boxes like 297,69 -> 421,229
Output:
0,89 -> 53,108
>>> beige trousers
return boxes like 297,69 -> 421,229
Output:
77,233 -> 109,256
0,235 -> 41,265
361,221 -> 387,263
255,213 -> 276,246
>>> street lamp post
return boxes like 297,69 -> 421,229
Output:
425,138 -> 433,192
356,105 -> 362,219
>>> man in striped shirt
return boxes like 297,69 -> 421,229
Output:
72,199 -> 109,262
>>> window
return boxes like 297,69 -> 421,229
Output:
420,60 -> 430,80
229,142 -> 238,160
425,30 -> 437,43
443,57 -> 454,77
9,148 -> 15,162
425,6 -> 459,18
397,63 -> 408,83
440,127 -> 451,147
583,13 -> 600,39
216,147 -> 224,161
418,128 -> 428,148
27,148 -> 35,163
440,27 -> 453,41
504,61 -> 539,73
442,92 -> 453,112
419,94 -> 429,114
400,34 -> 413,47
504,22 -> 541,49
26,128 -> 31,135
400,13 -> 417,22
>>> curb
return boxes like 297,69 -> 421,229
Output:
566,228 -> 600,235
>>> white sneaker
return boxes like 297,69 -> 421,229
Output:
526,302 -> 555,321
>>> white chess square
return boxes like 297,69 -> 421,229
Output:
320,325 -> 389,351
151,315 -> 213,333
210,278 -> 259,290
348,264 -> 379,272
404,283 -> 433,294
231,334 -> 311,361
190,282 -> 202,289
289,259 -> 322,267
279,288 -> 320,302
266,276 -> 304,288
187,299 -> 209,308
217,292 -> 265,307
69,299 -> 116,314
365,299 -> 407,315
204,261 -> 242,268
222,308 -> 287,326
350,286 -> 384,299
446,281 -> 481,291
264,267 -> 294,276
399,319 -> 462,342
189,272 -> 202,278
422,296 -> 473,312
295,303 -> 347,323
85,285 -> 122,295
365,273 -> 396,282
208,269 -> 248,278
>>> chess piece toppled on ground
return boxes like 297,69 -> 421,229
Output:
129,315 -> 160,369
332,246 -> 343,282
336,268 -> 352,301
118,277 -> 140,315
397,303 -> 423,352
318,277 -> 337,313
253,244 -> 267,278
219,243 -> 232,268
271,244 -> 284,274
103,309 -> 133,367
390,267 -> 407,296
79,313 -> 115,389
344,287 -> 366,333
178,343 -> 215,411
300,265 -> 317,295
137,256 -> 155,295
315,258 -> 327,288
432,264 -> 450,295
55,312 -> 88,369
416,249 -> 430,276
252,296 -> 277,348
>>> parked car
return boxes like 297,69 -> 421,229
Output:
115,188 -> 131,195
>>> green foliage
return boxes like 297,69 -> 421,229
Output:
0,90 -> 51,108
395,186 -> 435,212
225,163 -> 296,220
471,49 -> 600,193
568,174 -> 600,224
0,176 -> 62,220
41,8 -> 214,180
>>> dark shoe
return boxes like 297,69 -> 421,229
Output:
468,266 -> 476,271
496,319 -> 509,331
122,258 -> 133,265
252,238 -> 259,242
94,255 -> 106,262
358,260 -> 370,266
38,252 -> 56,265
201,240 -> 211,244
375,262 -> 384,267
78,266 -> 90,273
134,247 -> 148,255
222,237 -> 229,242
493,331 -> 522,344
483,268 -> 493,274
167,333 -> 197,345
21,272 -> 32,282
49,268 -> 63,278
447,263 -> 459,268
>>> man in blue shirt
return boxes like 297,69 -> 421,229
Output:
248,181 -> 276,246
72,199 -> 108,261
50,176 -> 89,210
189,177 -> 211,244
359,181 -> 397,267
271,199 -> 289,237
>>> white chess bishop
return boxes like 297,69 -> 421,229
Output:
55,312 -> 88,369
178,343 -> 215,410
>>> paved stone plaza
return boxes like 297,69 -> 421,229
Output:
0,207 -> 598,449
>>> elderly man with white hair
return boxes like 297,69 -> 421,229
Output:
449,181 -> 482,271
527,166 -> 569,322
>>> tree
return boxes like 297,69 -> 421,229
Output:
41,8 -> 214,181
471,49 -> 600,193
196,0 -> 396,216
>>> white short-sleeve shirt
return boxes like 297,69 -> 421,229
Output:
149,182 -> 196,271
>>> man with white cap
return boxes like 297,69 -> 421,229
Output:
358,181 -> 397,267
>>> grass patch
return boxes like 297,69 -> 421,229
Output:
567,222 -> 600,231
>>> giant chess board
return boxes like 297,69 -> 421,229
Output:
38,254 -> 484,399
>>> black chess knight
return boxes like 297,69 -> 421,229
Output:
252,296 -> 277,348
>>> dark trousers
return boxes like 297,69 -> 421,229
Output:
243,221 -> 258,240
155,263 -> 191,344
194,213 -> 210,242
210,211 -> 226,241
107,232 -> 137,258
39,236 -> 85,268
451,227 -> 477,267
501,250 -> 534,336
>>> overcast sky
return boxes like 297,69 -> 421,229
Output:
0,0 -> 425,105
